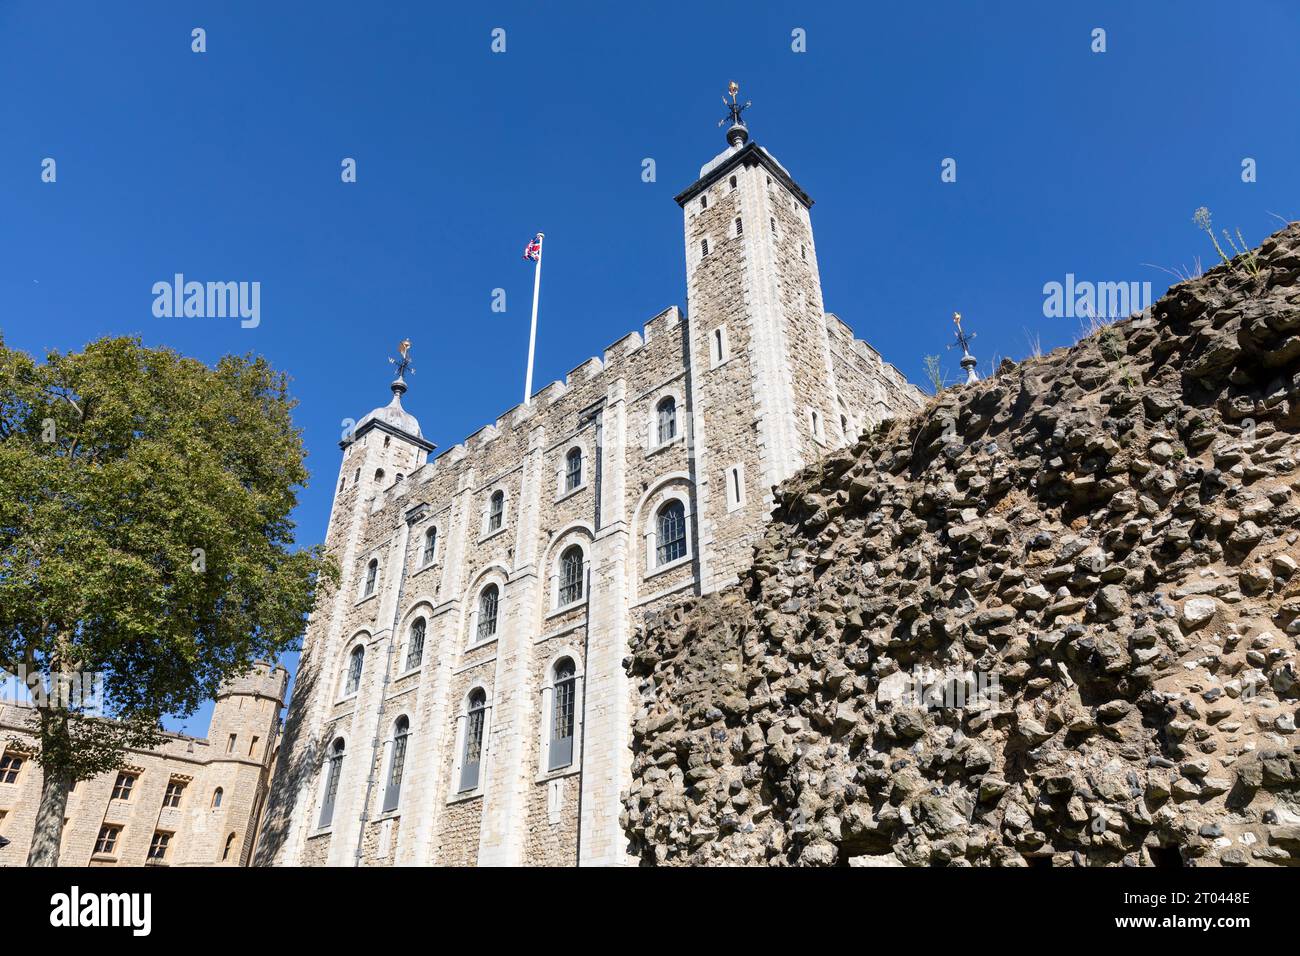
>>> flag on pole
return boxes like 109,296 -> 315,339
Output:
522,232 -> 545,404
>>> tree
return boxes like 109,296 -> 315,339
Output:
0,335 -> 332,865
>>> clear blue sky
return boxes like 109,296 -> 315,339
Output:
3,1 -> 1297,734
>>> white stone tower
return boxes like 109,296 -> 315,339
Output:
675,83 -> 856,590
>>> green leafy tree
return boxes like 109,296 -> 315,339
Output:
0,335 -> 332,866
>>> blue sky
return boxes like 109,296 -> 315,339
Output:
3,1 -> 1297,734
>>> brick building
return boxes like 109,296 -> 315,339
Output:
255,109 -> 924,866
0,663 -> 286,867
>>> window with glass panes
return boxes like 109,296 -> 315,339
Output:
549,659 -> 577,771
656,500 -> 687,565
405,618 -> 425,671
111,772 -> 136,801
163,780 -> 185,808
459,691 -> 488,792
148,831 -> 171,861
559,546 -> 584,606
94,825 -> 120,855
476,585 -> 499,641
564,448 -> 582,491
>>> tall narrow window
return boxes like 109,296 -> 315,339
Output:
476,584 -> 499,642
734,216 -> 743,236
227,733 -> 236,753
344,645 -> 364,696
564,447 -> 583,492
700,194 -> 708,210
318,738 -> 345,827
487,490 -> 504,532
222,833 -> 238,862
422,527 -> 437,565
383,716 -> 410,812
729,174 -> 737,189
801,244 -> 806,261
700,238 -> 709,257
549,658 -> 577,771
656,396 -> 677,445
558,545 -> 584,607
770,216 -> 776,234
363,558 -> 378,597
656,500 -> 687,566
459,690 -> 488,793
211,787 -> 223,809
405,618 -> 426,671
712,327 -> 727,364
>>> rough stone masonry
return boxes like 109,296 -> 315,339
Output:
624,224 -> 1300,866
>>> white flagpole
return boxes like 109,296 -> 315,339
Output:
524,232 -> 544,405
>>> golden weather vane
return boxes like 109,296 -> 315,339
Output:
390,338 -> 414,378
719,80 -> 751,129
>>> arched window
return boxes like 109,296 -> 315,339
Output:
548,658 -> 577,771
344,645 -> 364,696
222,832 -> 237,862
656,397 -> 677,445
564,447 -> 583,492
656,500 -> 687,566
476,584 -> 499,642
374,468 -> 385,483
558,545 -> 584,607
422,526 -> 437,565
488,490 -> 505,532
363,558 -> 378,597
405,618 -> 426,672
211,787 -> 223,810
459,690 -> 488,793
382,716 -> 410,812
318,738 -> 345,827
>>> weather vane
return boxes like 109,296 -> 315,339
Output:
389,338 -> 414,379
947,313 -> 979,384
718,80 -> 751,129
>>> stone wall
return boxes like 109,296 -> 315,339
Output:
625,225 -> 1300,866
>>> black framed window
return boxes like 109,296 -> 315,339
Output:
459,691 -> 488,792
382,717 -> 410,812
549,659 -> 577,771
656,397 -> 677,445
163,780 -> 185,808
318,738 -> 345,827
487,491 -> 504,532
564,447 -> 582,492
422,527 -> 437,565
363,558 -> 378,596
559,546 -> 584,606
477,585 -> 499,641
344,645 -> 364,695
405,618 -> 426,671
656,500 -> 687,566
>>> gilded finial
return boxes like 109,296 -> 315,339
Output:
719,81 -> 752,145
389,339 -> 415,381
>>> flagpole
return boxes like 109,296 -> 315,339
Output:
524,233 -> 544,405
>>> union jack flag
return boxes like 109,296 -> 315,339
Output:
522,233 -> 542,261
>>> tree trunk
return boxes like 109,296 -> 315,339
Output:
26,711 -> 72,867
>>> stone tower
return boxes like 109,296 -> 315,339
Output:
675,90 -> 858,590
199,663 -> 289,866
